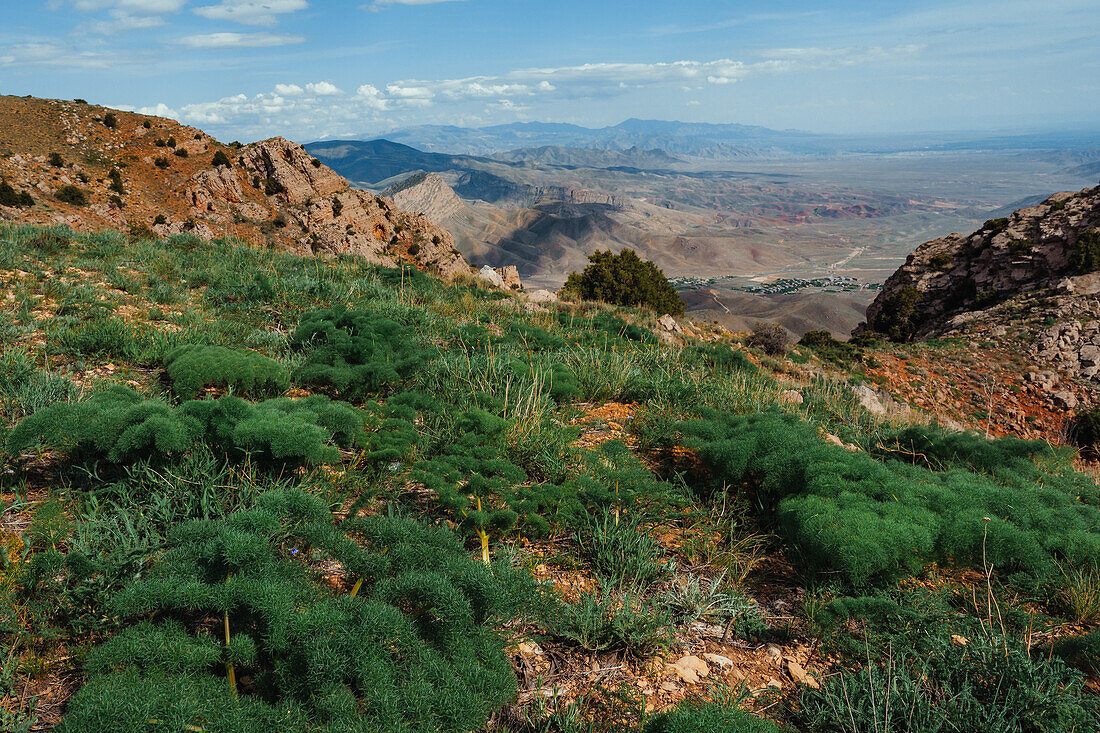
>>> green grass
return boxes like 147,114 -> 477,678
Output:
1,223 -> 1098,732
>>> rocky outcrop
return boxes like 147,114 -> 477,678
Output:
0,95 -> 471,280
859,184 -> 1100,341
382,171 -> 464,222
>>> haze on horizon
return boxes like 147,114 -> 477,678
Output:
2,0 -> 1098,143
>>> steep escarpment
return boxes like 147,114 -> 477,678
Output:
0,95 -> 469,279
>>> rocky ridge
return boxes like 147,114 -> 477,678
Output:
0,95 -> 469,279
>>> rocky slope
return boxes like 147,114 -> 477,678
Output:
0,95 -> 469,279
857,183 -> 1100,416
860,183 -> 1100,340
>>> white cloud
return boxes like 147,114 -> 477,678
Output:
0,41 -> 125,69
89,10 -> 167,34
193,0 -> 308,26
366,0 -> 465,10
112,101 -> 181,118
274,83 -> 304,96
305,81 -> 342,96
72,0 -> 185,11
172,32 -> 306,48
143,46 -> 922,140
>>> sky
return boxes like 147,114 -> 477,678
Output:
1,0 -> 1099,142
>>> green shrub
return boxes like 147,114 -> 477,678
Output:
211,150 -> 232,167
0,180 -> 34,208
564,249 -> 684,315
263,177 -> 285,196
163,344 -> 289,400
679,410 -> 1100,588
291,308 -> 429,401
331,196 -> 343,216
57,490 -> 521,733
0,349 -> 78,424
645,698 -> 786,733
929,251 -> 953,270
747,322 -> 790,356
173,147 -> 188,158
1051,629 -> 1100,677
1069,229 -> 1100,275
796,634 -> 1099,732
577,511 -> 669,590
108,168 -> 125,195
5,386 -> 361,467
102,112 -> 117,128
49,151 -> 64,167
872,285 -> 921,342
983,217 -> 1010,235
550,588 -> 673,655
797,331 -> 859,366
154,157 -> 169,169
56,184 -> 88,206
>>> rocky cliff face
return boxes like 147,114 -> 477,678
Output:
860,184 -> 1100,338
858,183 -> 1100,390
0,96 -> 470,280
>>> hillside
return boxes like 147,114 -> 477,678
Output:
2,220 -> 1099,731
0,96 -> 469,279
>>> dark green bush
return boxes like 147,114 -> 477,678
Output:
102,112 -> 117,128
173,147 -> 188,158
57,490 -> 521,733
564,249 -> 684,315
1069,228 -> 1100,275
5,386 -> 362,467
154,157 -> 170,169
163,344 -> 289,400
211,150 -> 232,167
263,177 -> 285,196
679,410 -> 1100,588
872,285 -> 922,342
0,180 -> 34,208
56,184 -> 88,206
291,308 -> 429,401
797,330 -> 859,366
49,151 -> 64,167
983,217 -> 1010,235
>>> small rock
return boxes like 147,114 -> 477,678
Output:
765,644 -> 783,665
787,660 -> 819,689
779,389 -> 804,405
525,288 -> 558,304
656,314 -> 682,333
667,655 -> 710,685
1052,391 -> 1078,410
702,653 -> 733,669
517,641 -> 544,656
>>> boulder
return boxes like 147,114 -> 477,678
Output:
476,265 -> 506,288
851,385 -> 887,416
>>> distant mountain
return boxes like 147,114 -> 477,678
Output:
302,139 -> 480,187
380,118 -> 835,158
489,145 -> 684,169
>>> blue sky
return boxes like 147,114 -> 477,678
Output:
2,0 -> 1098,142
